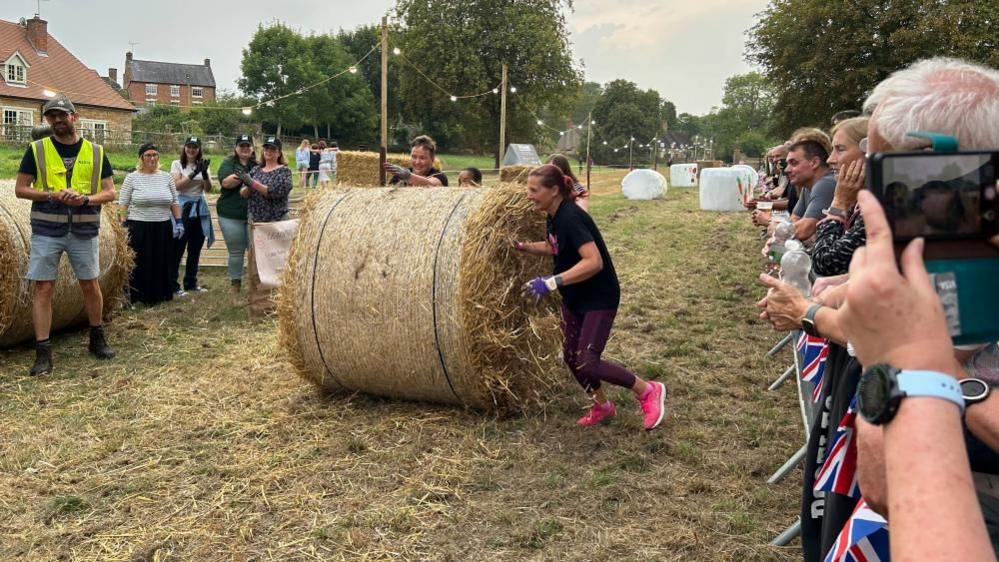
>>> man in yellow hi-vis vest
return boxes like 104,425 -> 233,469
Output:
13,94 -> 117,376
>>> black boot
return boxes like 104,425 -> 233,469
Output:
30,340 -> 53,376
88,326 -> 116,359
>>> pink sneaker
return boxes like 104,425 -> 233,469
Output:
638,381 -> 667,430
577,400 -> 616,426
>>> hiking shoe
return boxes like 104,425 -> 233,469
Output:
577,400 -> 616,426
174,289 -> 189,298
639,381 -> 667,431
29,341 -> 53,376
230,279 -> 242,293
88,326 -> 116,360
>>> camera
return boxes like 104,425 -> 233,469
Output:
868,149 -> 999,344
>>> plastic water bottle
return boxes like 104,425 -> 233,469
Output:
780,239 -> 812,296
768,220 -> 795,263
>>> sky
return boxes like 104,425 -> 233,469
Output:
2,0 -> 770,115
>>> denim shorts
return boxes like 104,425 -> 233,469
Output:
27,233 -> 100,281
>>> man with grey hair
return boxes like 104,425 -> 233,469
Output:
850,56 -> 999,555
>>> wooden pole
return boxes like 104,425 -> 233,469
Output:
379,16 -> 388,186
498,63 -> 508,169
585,111 -> 592,191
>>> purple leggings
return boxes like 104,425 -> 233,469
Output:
561,305 -> 638,392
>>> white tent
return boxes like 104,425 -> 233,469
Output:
502,144 -> 543,166
621,169 -> 667,200
699,167 -> 746,211
670,163 -> 698,187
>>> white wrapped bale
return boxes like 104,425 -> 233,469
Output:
699,167 -> 746,212
669,163 -> 698,187
621,169 -> 667,200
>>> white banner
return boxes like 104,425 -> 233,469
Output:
251,219 -> 299,290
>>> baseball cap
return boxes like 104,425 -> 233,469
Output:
184,136 -> 201,147
262,136 -> 282,149
234,134 -> 252,146
42,94 -> 76,115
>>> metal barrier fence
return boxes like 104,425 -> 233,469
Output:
766,329 -> 817,546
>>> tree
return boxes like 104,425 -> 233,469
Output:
589,79 -> 668,164
570,81 -> 603,125
395,0 -> 582,163
747,0 -> 999,135
306,34 -> 379,145
700,72 -> 778,159
338,24 -> 403,144
238,23 -> 322,136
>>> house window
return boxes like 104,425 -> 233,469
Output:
145,83 -> 157,97
146,100 -> 156,107
2,108 -> 34,140
6,63 -> 26,84
171,99 -> 180,105
170,85 -> 180,97
79,119 -> 108,142
191,86 -> 203,98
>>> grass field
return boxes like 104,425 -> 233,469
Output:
0,170 -> 804,561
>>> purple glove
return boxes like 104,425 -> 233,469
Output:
522,276 -> 559,300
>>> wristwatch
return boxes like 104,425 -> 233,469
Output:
801,303 -> 823,337
960,378 -> 992,406
82,195 -> 91,206
857,364 -> 965,425
823,206 -> 849,219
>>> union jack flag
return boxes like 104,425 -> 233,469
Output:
814,396 -> 860,499
797,332 -> 829,402
824,498 -> 890,562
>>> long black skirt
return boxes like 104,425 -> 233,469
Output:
127,220 -> 174,305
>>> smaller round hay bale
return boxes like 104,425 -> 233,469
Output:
0,182 -> 133,348
621,169 -> 667,200
499,165 -> 535,184
278,184 -> 562,412
699,167 -> 746,212
669,163 -> 698,187
335,151 -> 445,187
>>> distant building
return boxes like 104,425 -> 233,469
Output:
123,52 -> 216,110
0,16 -> 135,143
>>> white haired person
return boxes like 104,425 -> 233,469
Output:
514,164 -> 667,430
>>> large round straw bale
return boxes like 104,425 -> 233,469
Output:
335,151 -> 445,187
278,184 -> 562,412
0,182 -> 133,348
499,165 -> 535,184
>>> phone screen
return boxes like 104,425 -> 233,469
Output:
881,153 -> 993,240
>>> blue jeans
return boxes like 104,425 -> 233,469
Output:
217,216 -> 248,281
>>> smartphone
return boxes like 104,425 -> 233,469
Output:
868,150 -> 999,344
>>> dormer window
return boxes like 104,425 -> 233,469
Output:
4,53 -> 29,86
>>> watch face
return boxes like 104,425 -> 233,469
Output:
858,365 -> 892,421
961,378 -> 989,402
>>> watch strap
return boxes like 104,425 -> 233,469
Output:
802,303 -> 823,336
824,206 -> 849,218
897,370 -> 965,413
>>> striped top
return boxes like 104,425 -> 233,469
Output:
119,170 -> 178,222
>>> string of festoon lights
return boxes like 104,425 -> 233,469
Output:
531,112 -> 668,157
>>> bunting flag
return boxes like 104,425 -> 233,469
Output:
814,396 -> 861,499
797,332 -> 829,402
824,498 -> 890,562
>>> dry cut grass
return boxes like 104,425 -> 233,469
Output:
0,171 -> 803,561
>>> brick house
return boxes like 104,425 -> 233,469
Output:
0,16 -> 135,143
123,53 -> 216,110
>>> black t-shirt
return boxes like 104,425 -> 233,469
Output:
19,138 -> 114,183
389,167 -> 449,186
547,199 -> 620,312
308,151 -> 320,171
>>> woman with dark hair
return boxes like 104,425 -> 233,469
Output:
216,134 -> 255,292
119,142 -> 182,305
549,153 -> 588,211
515,164 -> 666,430
458,167 -> 482,187
238,135 -> 292,223
384,134 -> 448,186
169,136 -> 214,296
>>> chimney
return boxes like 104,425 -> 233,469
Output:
26,16 -> 47,54
108,68 -> 118,83
204,58 -> 211,67
126,51 -> 133,63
